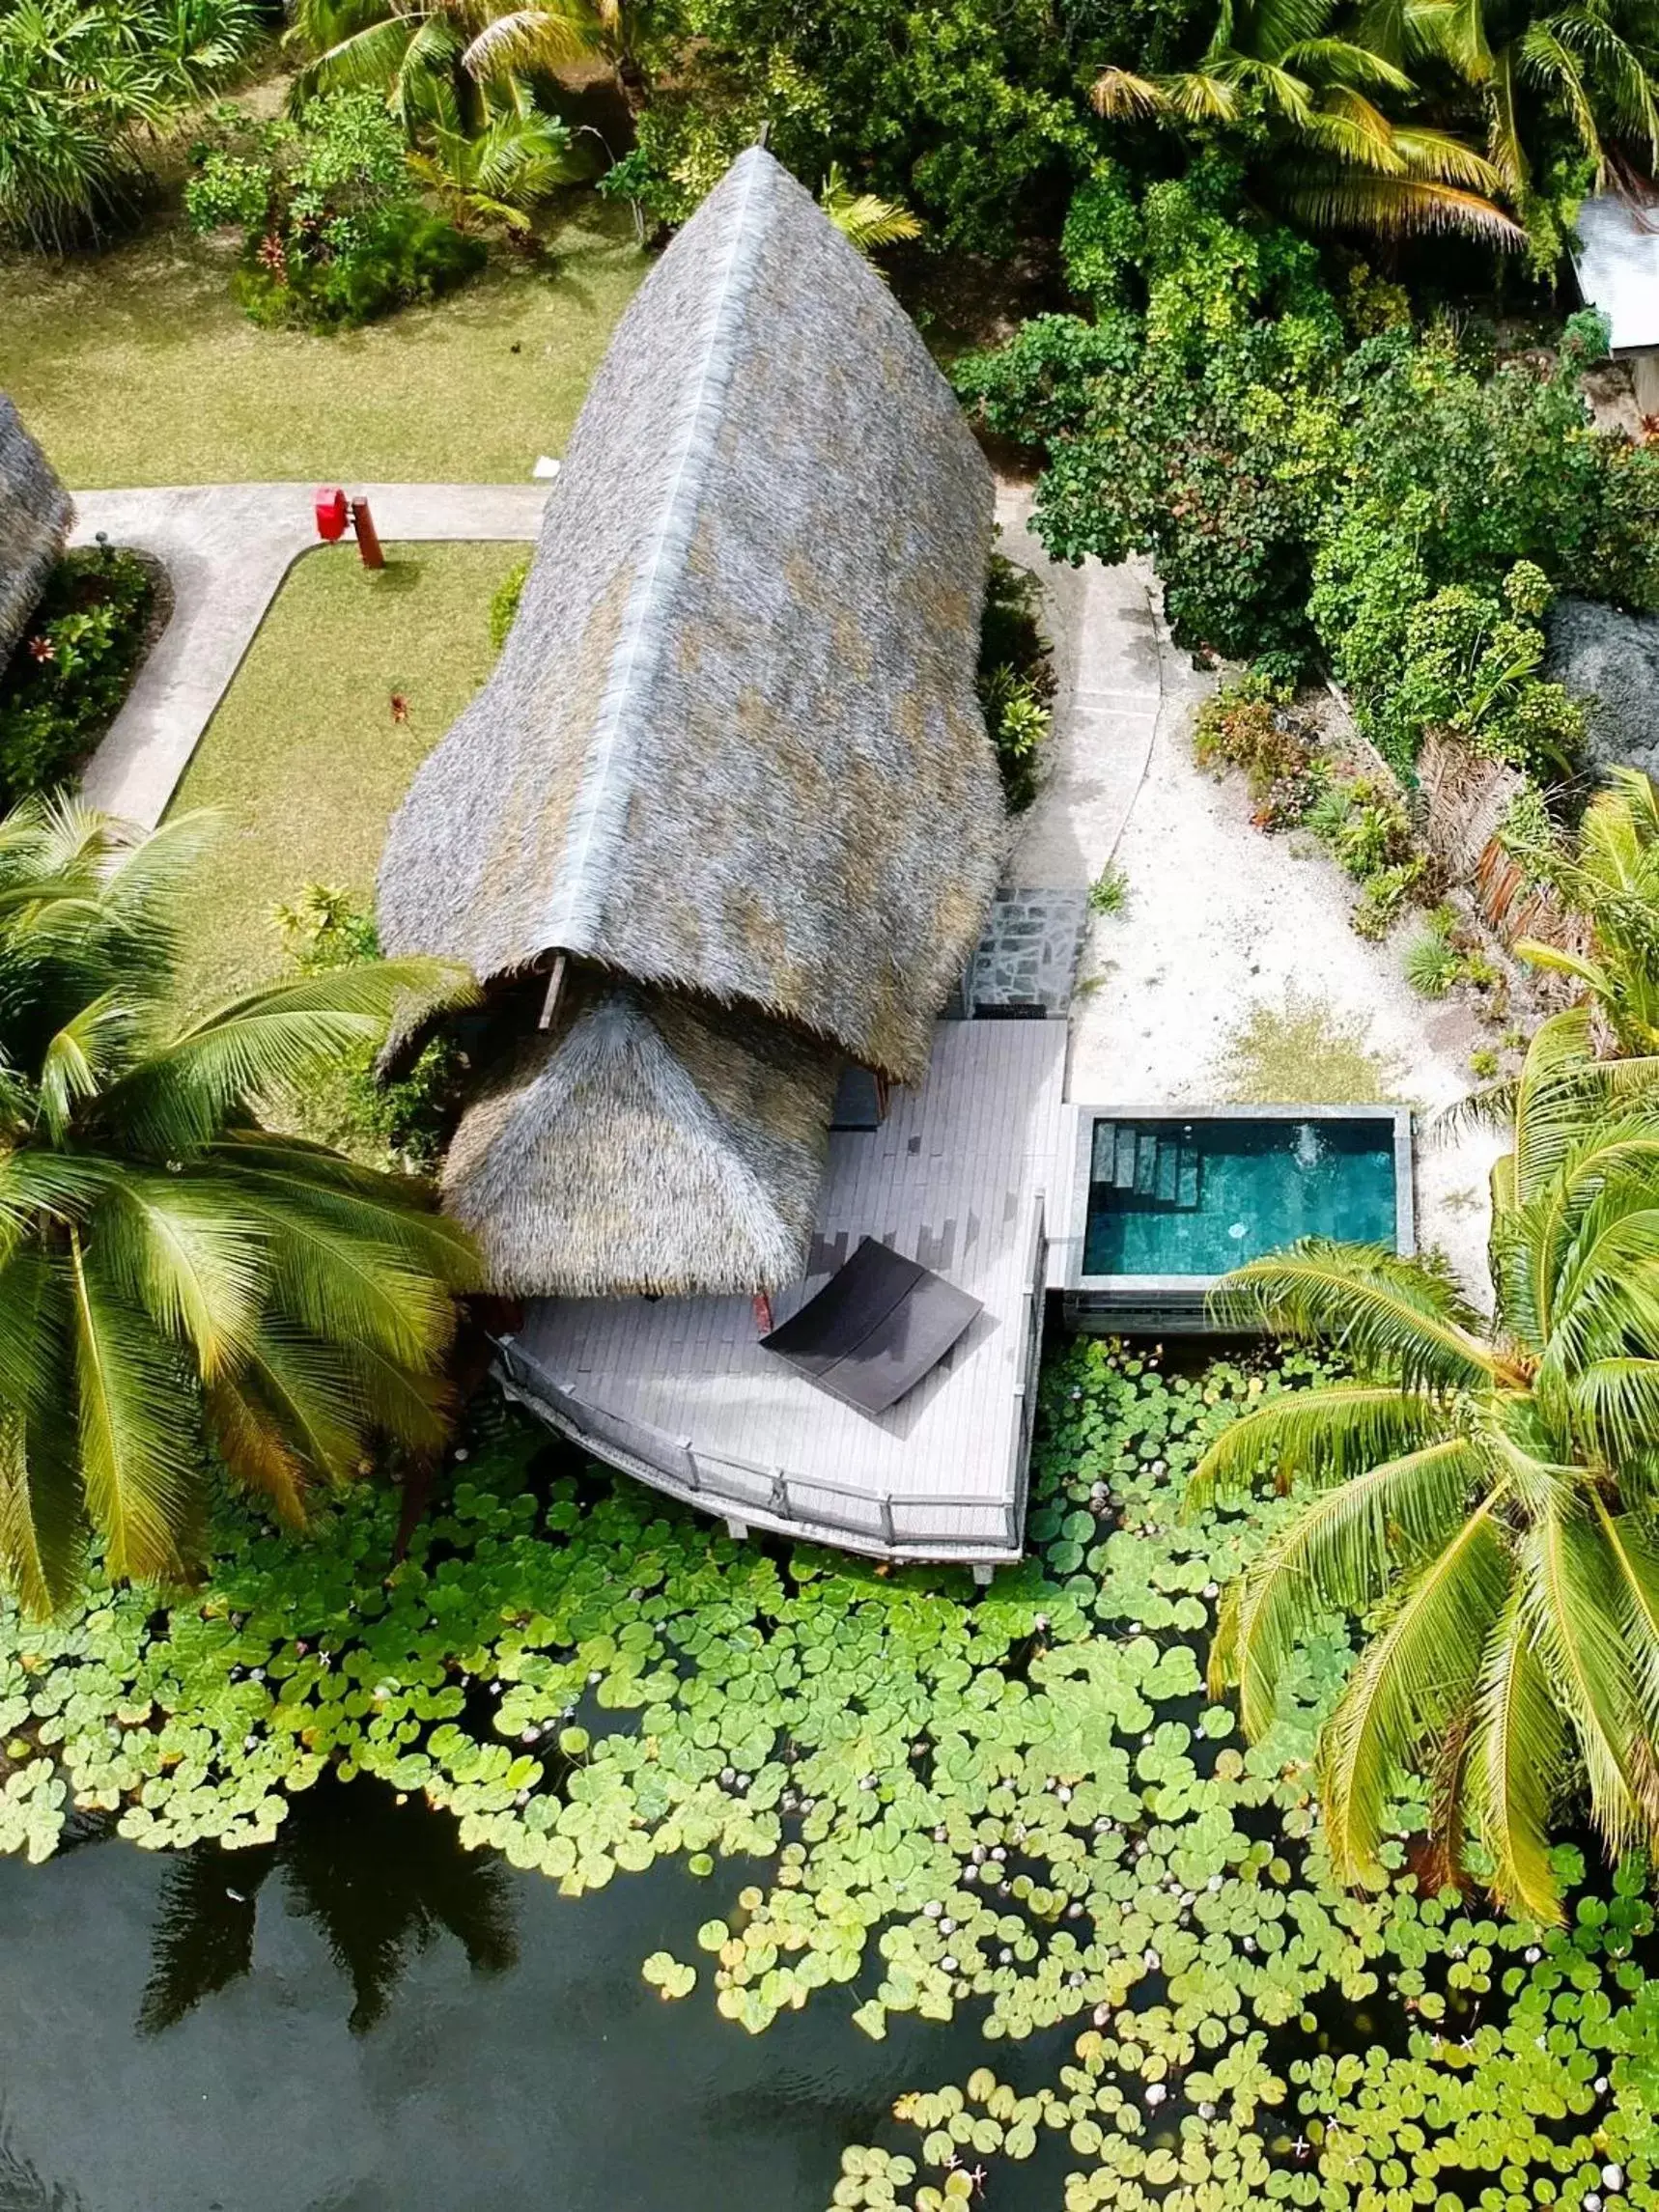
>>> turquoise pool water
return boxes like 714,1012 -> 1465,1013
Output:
1083,1115 -> 1398,1278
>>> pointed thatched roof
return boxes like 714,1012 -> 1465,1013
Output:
0,399 -> 71,664
378,144 -> 1002,1086
444,986 -> 841,1297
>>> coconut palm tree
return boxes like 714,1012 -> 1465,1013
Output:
1391,0 -> 1659,195
1510,767 -> 1659,1057
1192,1009 -> 1659,1923
1093,0 -> 1528,244
289,0 -> 642,136
0,796 -> 478,1613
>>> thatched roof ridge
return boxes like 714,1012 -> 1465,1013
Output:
444,986 -> 840,1297
378,145 -> 1002,1084
0,399 -> 71,663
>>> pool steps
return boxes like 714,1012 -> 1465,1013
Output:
1093,1121 -> 1201,1213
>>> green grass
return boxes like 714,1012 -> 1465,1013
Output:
1,199 -> 645,489
1211,991 -> 1407,1105
166,539 -> 526,1010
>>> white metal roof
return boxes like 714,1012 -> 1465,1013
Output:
1571,192 -> 1659,350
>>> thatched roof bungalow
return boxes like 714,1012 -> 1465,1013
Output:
379,145 -> 1003,1298
0,399 -> 71,664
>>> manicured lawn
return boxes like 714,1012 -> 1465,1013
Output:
1,200 -> 644,490
166,539 -> 526,1011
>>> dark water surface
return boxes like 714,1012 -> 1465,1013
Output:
0,1779 -> 1065,2212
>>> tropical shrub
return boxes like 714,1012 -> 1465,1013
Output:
1195,1009 -> 1659,1923
185,94 -> 485,327
1310,317 -> 1655,769
975,552 -> 1054,811
0,798 -> 478,1611
0,0 -> 261,248
488,556 -> 529,652
274,883 -> 465,1170
0,546 -> 155,804
1507,765 -> 1659,1053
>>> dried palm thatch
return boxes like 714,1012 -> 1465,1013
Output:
445,986 -> 841,1297
0,398 -> 71,663
378,145 -> 1002,1086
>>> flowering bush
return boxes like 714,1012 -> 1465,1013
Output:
186,95 -> 484,328
0,544 -> 155,801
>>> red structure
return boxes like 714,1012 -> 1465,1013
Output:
314,487 -> 349,543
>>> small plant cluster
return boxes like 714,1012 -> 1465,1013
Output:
185,95 -> 485,329
274,883 -> 464,1171
2,1346 -> 1658,2206
489,557 -> 530,652
976,552 -> 1056,812
1193,678 -> 1431,938
1087,861 -> 1129,916
1402,902 -> 1505,1006
0,543 -> 155,802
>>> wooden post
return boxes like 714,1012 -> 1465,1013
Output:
351,497 -> 384,571
538,953 -> 566,1031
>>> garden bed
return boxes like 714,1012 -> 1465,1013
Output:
0,543 -> 166,802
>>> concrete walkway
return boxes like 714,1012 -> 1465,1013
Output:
71,483 -> 548,826
994,484 -> 1160,886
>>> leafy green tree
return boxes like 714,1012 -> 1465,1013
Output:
1193,1010 -> 1659,1922
1510,767 -> 1659,1052
0,0 -> 260,247
0,797 -> 478,1613
607,0 -> 1099,252
956,158 -> 1348,660
1093,0 -> 1524,245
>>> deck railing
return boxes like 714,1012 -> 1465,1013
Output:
492,1199 -> 1048,1565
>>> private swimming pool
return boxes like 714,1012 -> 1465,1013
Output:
1057,1105 -> 1414,1330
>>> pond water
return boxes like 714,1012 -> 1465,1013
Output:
1083,1114 -> 1399,1277
0,1779 -> 1069,2212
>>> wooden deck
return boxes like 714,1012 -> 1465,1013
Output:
497,1019 -> 1070,1567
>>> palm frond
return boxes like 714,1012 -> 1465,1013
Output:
1278,163 -> 1528,242
1464,1580 -> 1571,1922
1090,66 -> 1171,114
68,1230 -> 194,1584
1319,1490 -> 1512,1887
1187,1382 -> 1449,1507
1523,1499 -> 1658,1857
1207,1241 -> 1500,1389
1223,1438 -> 1483,1738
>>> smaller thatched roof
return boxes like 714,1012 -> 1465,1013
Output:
443,985 -> 842,1298
0,398 -> 71,664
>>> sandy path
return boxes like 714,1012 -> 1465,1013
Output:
1003,524 -> 1502,1301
